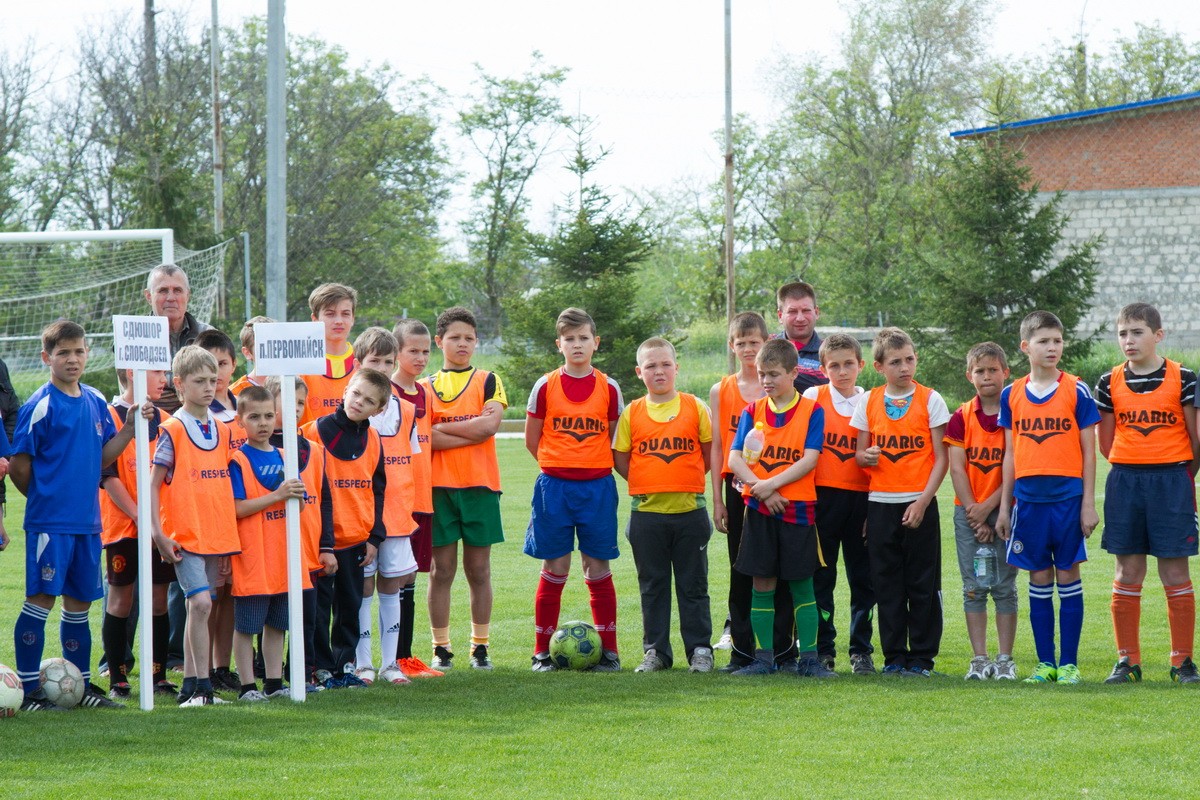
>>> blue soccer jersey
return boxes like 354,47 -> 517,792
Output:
12,382 -> 116,535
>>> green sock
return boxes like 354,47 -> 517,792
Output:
790,578 -> 818,653
750,588 -> 775,653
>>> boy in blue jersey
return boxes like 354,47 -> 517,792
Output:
9,320 -> 152,711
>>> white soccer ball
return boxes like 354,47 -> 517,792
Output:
0,663 -> 22,717
39,658 -> 85,709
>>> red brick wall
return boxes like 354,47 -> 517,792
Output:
986,102 -> 1200,192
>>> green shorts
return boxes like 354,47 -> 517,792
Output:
432,487 -> 505,548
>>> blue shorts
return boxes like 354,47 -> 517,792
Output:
1006,497 -> 1088,572
25,532 -> 103,602
523,473 -> 619,561
1102,465 -> 1199,558
234,593 -> 289,634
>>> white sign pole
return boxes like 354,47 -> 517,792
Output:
254,321 -> 326,702
112,315 -> 171,712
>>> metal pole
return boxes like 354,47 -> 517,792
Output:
243,231 -> 252,320
723,0 -> 736,373
265,0 -> 287,322
210,0 -> 226,317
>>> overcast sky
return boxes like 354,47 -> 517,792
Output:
7,1 -> 1200,231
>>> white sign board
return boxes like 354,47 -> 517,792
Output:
112,315 -> 172,370
254,321 -> 327,376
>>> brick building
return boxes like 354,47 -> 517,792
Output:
951,92 -> 1200,347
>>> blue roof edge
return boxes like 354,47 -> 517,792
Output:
949,90 -> 1200,139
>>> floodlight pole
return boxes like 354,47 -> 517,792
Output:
210,0 -> 226,317
265,0 -> 287,322
723,0 -> 736,373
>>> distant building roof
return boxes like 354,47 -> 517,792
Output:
949,90 -> 1200,139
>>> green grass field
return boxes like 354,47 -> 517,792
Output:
2,439 -> 1199,798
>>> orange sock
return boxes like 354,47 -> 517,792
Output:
1165,582 -> 1195,668
1111,581 -> 1142,665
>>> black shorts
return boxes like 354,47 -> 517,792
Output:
105,537 -> 176,587
734,512 -> 821,581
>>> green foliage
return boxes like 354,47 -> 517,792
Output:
911,139 -> 1101,392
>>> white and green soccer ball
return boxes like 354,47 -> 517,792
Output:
549,621 -> 603,670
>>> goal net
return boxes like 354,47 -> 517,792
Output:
0,229 -> 231,395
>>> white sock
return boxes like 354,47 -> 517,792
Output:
379,592 -> 401,668
356,595 -> 374,669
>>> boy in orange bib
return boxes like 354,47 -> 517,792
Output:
614,338 -> 713,673
301,283 -> 359,426
230,315 -> 275,397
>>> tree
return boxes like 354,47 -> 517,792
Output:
501,123 -> 657,402
458,54 -> 568,337
912,138 -> 1101,394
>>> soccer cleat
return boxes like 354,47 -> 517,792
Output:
819,655 -> 836,673
469,644 -> 494,670
339,672 -> 369,688
1056,664 -> 1083,685
154,679 -> 180,696
634,649 -> 667,673
431,646 -> 454,671
80,683 -> 125,709
588,649 -> 621,672
304,682 -> 325,694
775,657 -> 799,675
108,681 -> 132,700
1172,658 -> 1200,684
397,657 -> 444,678
965,655 -> 990,681
796,655 -> 838,678
354,667 -> 376,686
992,654 -> 1017,680
689,647 -> 714,674
239,689 -> 269,702
1023,662 -> 1057,683
181,692 -> 227,707
850,653 -> 877,675
882,664 -> 907,676
531,652 -> 557,673
718,657 -> 753,674
20,689 -> 66,712
731,658 -> 776,676
906,666 -> 933,678
379,663 -> 412,685
1104,659 -> 1142,684
210,667 -> 241,693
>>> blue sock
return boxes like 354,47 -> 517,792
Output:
14,602 -> 50,694
60,609 -> 93,688
1057,579 -> 1084,666
1029,582 -> 1056,666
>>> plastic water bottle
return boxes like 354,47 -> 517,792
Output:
743,422 -> 765,465
973,545 -> 996,589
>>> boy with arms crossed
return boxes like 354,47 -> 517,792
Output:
1095,303 -> 1200,684
526,308 -> 623,672
996,311 -> 1101,684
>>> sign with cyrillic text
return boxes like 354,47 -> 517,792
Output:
112,315 -> 172,370
254,321 -> 327,376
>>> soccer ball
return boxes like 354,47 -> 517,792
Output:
0,664 -> 22,717
40,658 -> 85,709
549,620 -> 603,670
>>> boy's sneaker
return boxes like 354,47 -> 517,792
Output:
882,664 -> 907,676
1056,664 -> 1082,685
634,649 -> 667,673
713,630 -> 733,651
20,689 -> 66,712
775,657 -> 799,675
354,667 -> 376,686
1024,661 -> 1057,683
239,689 -> 269,702
689,647 -> 714,674
1104,659 -> 1142,684
731,658 -> 775,676
469,644 -> 494,670
181,692 -> 226,707
906,666 -> 932,678
398,657 -> 444,678
718,656 -> 753,674
965,655 -> 990,681
431,646 -> 454,671
796,655 -> 838,678
108,681 -> 133,700
1171,657 -> 1200,684
850,653 -> 877,675
992,654 -> 1017,680
379,663 -> 412,685
304,682 -> 325,694
339,670 -> 369,688
819,655 -> 835,672
80,683 -> 125,709
267,687 -> 292,699
153,679 -> 179,696
531,652 -> 557,672
588,650 -> 621,672
210,667 -> 241,693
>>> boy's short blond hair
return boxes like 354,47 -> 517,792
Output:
729,311 -> 769,341
556,307 -> 596,336
871,327 -> 914,364
239,315 -> 275,352
819,333 -> 862,364
757,339 -> 798,372
349,368 -> 392,407
308,283 -> 358,316
172,345 -> 218,380
1117,302 -> 1162,332
237,384 -> 274,410
1019,310 -> 1064,342
966,342 -> 1008,371
263,375 -> 305,399
636,337 -> 676,363
353,326 -> 398,360
393,318 -> 430,347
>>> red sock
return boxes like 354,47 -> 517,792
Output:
534,570 -> 568,654
1111,581 -> 1142,665
1165,582 -> 1195,668
585,571 -> 618,653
